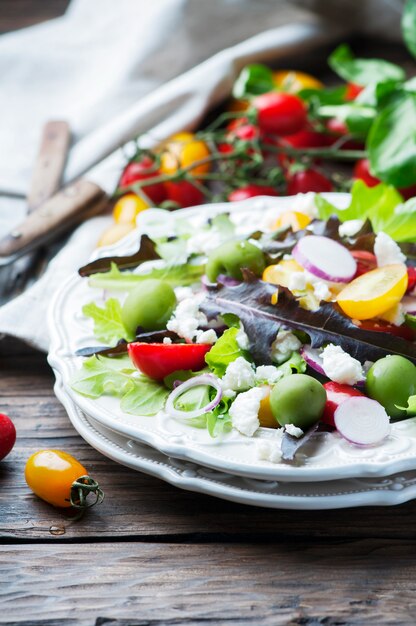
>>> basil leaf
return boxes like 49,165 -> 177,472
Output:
318,103 -> 376,137
233,64 -> 275,99
329,44 -> 405,85
402,0 -> 416,60
368,91 -> 416,188
82,298 -> 133,344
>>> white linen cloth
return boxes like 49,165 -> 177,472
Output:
0,0 -> 404,351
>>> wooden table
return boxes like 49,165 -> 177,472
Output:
2,4 -> 416,625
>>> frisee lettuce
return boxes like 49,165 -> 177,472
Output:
82,298 -> 133,344
71,355 -> 168,415
316,180 -> 416,242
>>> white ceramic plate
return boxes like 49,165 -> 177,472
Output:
53,370 -> 416,510
48,195 -> 416,483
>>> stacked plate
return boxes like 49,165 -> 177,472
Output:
48,196 -> 416,509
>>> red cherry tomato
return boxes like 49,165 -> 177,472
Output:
0,413 -> 16,461
128,342 -> 211,380
226,118 -> 259,141
345,83 -> 364,101
407,267 -> 416,293
351,251 -> 377,277
228,184 -> 279,202
165,180 -> 204,208
286,169 -> 333,195
322,382 -> 364,427
357,319 -> 415,341
277,129 -> 331,168
353,159 -> 380,187
253,92 -> 307,136
119,156 -> 167,205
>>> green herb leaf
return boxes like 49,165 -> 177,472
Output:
368,91 -> 416,188
233,64 -> 275,99
315,180 -> 414,242
88,261 -> 204,291
318,103 -> 376,137
402,0 -> 416,60
329,44 -> 405,85
82,298 -> 133,344
276,351 -> 307,376
396,395 -> 416,416
205,327 -> 250,377
71,355 -> 135,399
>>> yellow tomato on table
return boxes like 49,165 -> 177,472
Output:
160,132 -> 211,176
25,450 -> 88,508
273,70 -> 323,93
337,264 -> 408,320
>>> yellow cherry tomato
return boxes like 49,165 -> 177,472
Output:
25,450 -> 88,508
160,132 -> 211,176
113,193 -> 149,225
273,70 -> 323,93
337,264 -> 408,320
97,222 -> 135,247
273,210 -> 311,232
263,259 -> 304,288
258,388 -> 279,428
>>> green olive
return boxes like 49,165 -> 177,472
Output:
205,239 -> 265,283
121,279 -> 176,335
270,374 -> 327,429
366,355 -> 416,419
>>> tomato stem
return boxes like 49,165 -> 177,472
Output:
70,475 -> 105,510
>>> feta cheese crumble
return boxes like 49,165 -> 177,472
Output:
255,365 -> 283,385
285,424 -> 304,438
321,344 -> 364,385
236,325 -> 250,350
291,192 -> 319,219
288,271 -> 307,292
338,219 -> 364,238
167,296 -> 216,343
221,357 -> 256,394
256,435 -> 284,463
186,230 -> 221,256
271,330 -> 302,364
374,232 -> 406,267
229,387 -> 265,437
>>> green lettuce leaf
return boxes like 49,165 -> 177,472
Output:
204,327 -> 251,377
396,395 -> 416,416
82,298 -> 133,344
71,355 -> 168,415
328,44 -> 405,85
315,180 -> 414,242
88,262 -> 204,291
276,351 -> 307,376
71,355 -> 135,399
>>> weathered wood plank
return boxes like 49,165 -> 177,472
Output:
2,540 -> 416,626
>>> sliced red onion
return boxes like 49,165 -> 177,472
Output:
165,374 -> 222,419
402,296 -> 416,315
217,274 -> 241,286
293,235 -> 357,283
300,345 -> 325,376
334,397 -> 390,446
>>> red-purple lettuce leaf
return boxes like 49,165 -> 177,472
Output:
201,271 -> 416,365
79,234 -> 161,277
281,423 -> 319,461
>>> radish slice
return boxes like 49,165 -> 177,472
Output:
334,397 -> 390,446
402,296 -> 416,315
292,235 -> 357,283
300,345 -> 325,375
165,374 -> 222,419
